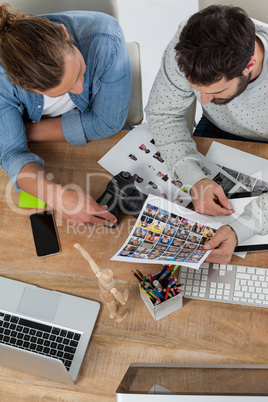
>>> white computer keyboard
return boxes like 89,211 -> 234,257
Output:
178,262 -> 268,307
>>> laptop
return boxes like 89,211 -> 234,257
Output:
0,276 -> 100,384
116,363 -> 268,401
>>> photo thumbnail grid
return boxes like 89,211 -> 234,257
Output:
117,202 -> 217,263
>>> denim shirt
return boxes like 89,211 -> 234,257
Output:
0,11 -> 131,189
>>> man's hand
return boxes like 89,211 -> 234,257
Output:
191,178 -> 234,216
57,189 -> 117,227
204,225 -> 238,264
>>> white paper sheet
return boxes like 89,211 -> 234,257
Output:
206,142 -> 268,191
111,194 -> 232,269
98,123 -> 243,207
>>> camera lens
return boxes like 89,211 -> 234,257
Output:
121,171 -> 131,179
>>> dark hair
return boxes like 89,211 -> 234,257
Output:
0,3 -> 74,92
175,5 -> 256,85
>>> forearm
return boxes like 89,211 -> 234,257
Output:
17,162 -> 117,226
17,162 -> 63,209
25,117 -> 66,142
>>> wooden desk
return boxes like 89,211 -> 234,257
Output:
0,132 -> 268,401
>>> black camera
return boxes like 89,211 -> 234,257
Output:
96,171 -> 147,228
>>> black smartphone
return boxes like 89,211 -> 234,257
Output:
30,210 -> 60,257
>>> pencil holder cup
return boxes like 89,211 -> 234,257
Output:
139,273 -> 183,321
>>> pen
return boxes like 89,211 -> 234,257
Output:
156,265 -> 168,279
136,269 -> 144,280
131,270 -> 142,282
153,279 -> 163,291
159,266 -> 173,283
154,298 -> 161,306
151,288 -> 164,300
164,284 -> 172,301
170,265 -> 179,276
140,285 -> 156,301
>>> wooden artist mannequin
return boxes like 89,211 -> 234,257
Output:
74,243 -> 129,323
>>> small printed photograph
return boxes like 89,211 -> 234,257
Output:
187,233 -> 202,244
128,154 -> 137,161
142,240 -> 156,249
168,245 -> 181,253
138,215 -> 153,229
184,241 -> 198,250
213,171 -> 237,193
137,247 -> 151,254
162,251 -> 178,258
144,230 -> 160,243
155,208 -> 170,222
171,238 -> 184,248
171,179 -> 183,188
150,220 -> 165,233
133,227 -> 147,239
129,236 -> 143,247
253,179 -> 268,192
150,249 -> 163,256
132,253 -> 147,259
144,203 -> 158,218
153,151 -> 164,163
161,193 -> 168,199
180,218 -> 194,231
176,253 -> 192,262
158,254 -> 173,261
162,224 -> 177,237
158,234 -> 173,246
192,252 -> 205,259
193,248 -> 206,255
192,223 -> 206,235
147,254 -> 159,260
139,143 -> 150,154
168,213 -> 181,227
155,244 -> 169,252
175,229 -> 190,241
181,246 -> 193,253
185,255 -> 202,263
133,173 -> 144,183
156,171 -> 169,181
123,244 -> 138,252
221,165 -> 239,179
118,250 -> 134,257
148,180 -> 158,189
203,226 -> 217,238
174,195 -> 183,204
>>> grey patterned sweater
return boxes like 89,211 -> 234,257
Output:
145,18 -> 268,244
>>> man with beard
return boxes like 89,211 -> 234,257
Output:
145,5 -> 268,263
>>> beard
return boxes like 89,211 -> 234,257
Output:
211,73 -> 252,105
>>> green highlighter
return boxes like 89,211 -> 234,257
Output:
18,191 -> 46,209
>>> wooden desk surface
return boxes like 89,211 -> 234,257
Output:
0,132 -> 268,401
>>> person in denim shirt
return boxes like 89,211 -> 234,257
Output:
0,4 -> 131,226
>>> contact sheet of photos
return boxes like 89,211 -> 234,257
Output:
98,123 -> 245,209
112,195 -> 217,269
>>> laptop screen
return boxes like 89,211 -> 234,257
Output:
116,364 -> 268,399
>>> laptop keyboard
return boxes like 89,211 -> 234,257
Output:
178,262 -> 268,307
0,311 -> 81,370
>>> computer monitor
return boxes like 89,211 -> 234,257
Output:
116,364 -> 268,401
